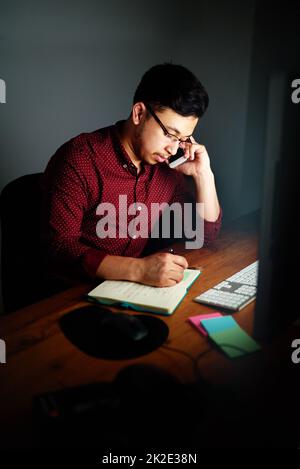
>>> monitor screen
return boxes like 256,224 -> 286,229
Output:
254,70 -> 299,341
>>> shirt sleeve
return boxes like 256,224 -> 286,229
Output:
170,171 -> 223,247
40,140 -> 108,279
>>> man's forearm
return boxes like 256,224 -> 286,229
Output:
95,254 -> 141,282
193,169 -> 220,222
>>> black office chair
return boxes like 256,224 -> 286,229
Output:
0,173 -> 50,313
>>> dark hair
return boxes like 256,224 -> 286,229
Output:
133,63 -> 209,118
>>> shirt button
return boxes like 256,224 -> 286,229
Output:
132,234 -> 137,239
122,164 -> 127,168
137,206 -> 142,211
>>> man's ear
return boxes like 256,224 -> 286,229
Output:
132,102 -> 147,125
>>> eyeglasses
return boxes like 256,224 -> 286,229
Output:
145,104 -> 192,145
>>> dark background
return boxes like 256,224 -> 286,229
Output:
0,0 -> 299,312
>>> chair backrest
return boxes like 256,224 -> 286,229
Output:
0,173 -> 46,312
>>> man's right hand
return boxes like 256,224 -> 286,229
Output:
96,252 -> 188,287
135,253 -> 188,287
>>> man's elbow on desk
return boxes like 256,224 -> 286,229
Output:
203,207 -> 223,245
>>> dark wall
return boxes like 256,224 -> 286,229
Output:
240,0 -> 300,214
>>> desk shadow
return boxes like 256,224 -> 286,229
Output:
34,363 -> 207,450
59,305 -> 169,359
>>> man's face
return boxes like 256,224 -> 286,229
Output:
132,105 -> 198,166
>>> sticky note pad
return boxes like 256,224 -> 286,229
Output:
201,316 -> 238,334
200,316 -> 261,358
188,313 -> 222,336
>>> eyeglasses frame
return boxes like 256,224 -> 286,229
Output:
145,103 -> 193,146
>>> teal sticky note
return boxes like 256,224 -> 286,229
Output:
200,316 -> 261,358
201,316 -> 237,334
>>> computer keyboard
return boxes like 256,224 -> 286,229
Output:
194,260 -> 259,311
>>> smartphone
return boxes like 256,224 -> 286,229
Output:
168,148 -> 187,168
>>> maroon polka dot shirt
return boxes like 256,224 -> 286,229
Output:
41,122 -> 222,279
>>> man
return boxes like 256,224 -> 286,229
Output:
41,63 -> 222,288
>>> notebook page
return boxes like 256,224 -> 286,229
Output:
88,279 -> 184,308
88,269 -> 199,309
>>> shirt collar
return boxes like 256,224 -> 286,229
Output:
111,120 -> 151,176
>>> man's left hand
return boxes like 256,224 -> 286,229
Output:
173,136 -> 212,178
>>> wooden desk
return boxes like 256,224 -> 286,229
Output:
0,214 -> 298,448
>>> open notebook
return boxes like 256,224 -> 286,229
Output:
86,269 -> 201,315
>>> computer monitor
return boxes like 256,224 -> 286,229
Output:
253,70 -> 299,341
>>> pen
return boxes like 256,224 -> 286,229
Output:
168,248 -> 202,271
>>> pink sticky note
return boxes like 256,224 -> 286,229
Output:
188,312 -> 222,336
